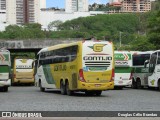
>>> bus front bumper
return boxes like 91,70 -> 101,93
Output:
14,78 -> 34,83
78,82 -> 114,91
0,79 -> 11,87
114,79 -> 132,86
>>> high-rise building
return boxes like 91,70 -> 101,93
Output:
40,0 -> 46,9
0,0 -> 6,28
6,0 -> 40,25
65,0 -> 88,13
0,0 -> 6,10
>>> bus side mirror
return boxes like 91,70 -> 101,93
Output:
144,60 -> 149,68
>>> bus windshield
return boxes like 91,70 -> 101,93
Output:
133,54 -> 150,66
15,59 -> 34,72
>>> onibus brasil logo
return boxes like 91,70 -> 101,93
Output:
88,44 -> 106,52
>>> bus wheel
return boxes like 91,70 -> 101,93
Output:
85,91 -> 94,96
66,82 -> 73,96
60,81 -> 66,95
39,81 -> 45,92
132,79 -> 137,89
3,87 -> 8,92
137,80 -> 142,89
158,80 -> 160,91
95,91 -> 102,96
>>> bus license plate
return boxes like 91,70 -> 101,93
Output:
119,81 -> 123,84
95,84 -> 101,87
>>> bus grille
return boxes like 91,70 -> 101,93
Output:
85,61 -> 110,67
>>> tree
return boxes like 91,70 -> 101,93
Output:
148,10 -> 160,49
48,20 -> 63,31
129,36 -> 155,51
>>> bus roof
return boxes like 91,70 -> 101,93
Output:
0,49 -> 10,53
132,51 -> 154,55
115,51 -> 131,54
37,40 -> 113,54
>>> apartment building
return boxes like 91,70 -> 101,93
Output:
6,0 -> 40,25
0,0 -> 6,28
110,0 -> 153,12
121,0 -> 151,12
65,0 -> 88,13
0,0 -> 6,10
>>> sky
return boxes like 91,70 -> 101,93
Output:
46,0 -> 109,8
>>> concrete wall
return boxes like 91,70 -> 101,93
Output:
0,39 -> 81,49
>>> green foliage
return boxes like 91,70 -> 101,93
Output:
0,9 -> 159,51
1,23 -> 45,39
48,20 -> 63,31
49,30 -> 90,38
147,10 -> 160,49
58,14 -> 140,42
130,36 -> 156,51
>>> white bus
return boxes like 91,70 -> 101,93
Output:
114,51 -> 132,89
0,49 -> 11,92
148,50 -> 160,90
132,51 -> 153,89
35,40 -> 114,96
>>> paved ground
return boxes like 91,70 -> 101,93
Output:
0,86 -> 160,112
1,86 -> 160,120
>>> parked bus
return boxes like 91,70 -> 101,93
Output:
132,51 -> 153,89
0,49 -> 11,92
148,50 -> 160,90
114,51 -> 132,89
12,58 -> 35,85
35,40 -> 114,96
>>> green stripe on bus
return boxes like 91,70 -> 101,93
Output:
43,65 -> 55,84
114,53 -> 131,61
0,66 -> 9,73
115,67 -> 132,73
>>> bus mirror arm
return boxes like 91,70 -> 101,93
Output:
144,60 -> 149,68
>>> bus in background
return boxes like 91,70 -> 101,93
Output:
35,40 -> 114,96
114,51 -> 132,89
148,50 -> 160,90
12,58 -> 35,85
0,49 -> 11,92
132,51 -> 153,89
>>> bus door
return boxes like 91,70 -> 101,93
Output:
148,52 -> 157,87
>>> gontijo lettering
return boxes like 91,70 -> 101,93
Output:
83,56 -> 112,61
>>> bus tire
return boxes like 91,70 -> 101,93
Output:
66,81 -> 73,96
95,91 -> 102,96
85,91 -> 94,96
137,80 -> 142,89
131,79 -> 137,89
60,81 -> 66,95
158,80 -> 160,91
3,87 -> 8,92
39,81 -> 45,92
